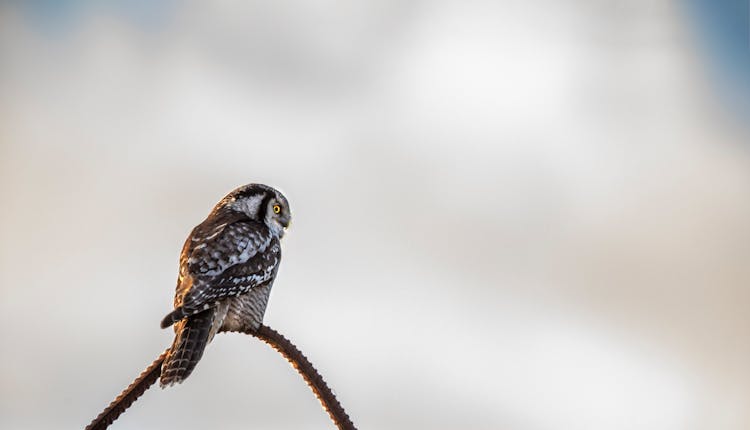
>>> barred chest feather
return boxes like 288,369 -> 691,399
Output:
217,282 -> 274,333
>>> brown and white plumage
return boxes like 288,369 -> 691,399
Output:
159,184 -> 291,387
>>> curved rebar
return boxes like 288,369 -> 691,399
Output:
83,325 -> 355,430
248,325 -> 357,430
84,349 -> 167,430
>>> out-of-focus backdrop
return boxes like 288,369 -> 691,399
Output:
1,1 -> 749,429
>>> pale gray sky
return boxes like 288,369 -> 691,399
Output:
1,2 -> 749,430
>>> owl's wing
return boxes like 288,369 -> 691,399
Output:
186,221 -> 269,276
160,221 -> 279,328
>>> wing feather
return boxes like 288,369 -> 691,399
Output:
165,221 -> 280,324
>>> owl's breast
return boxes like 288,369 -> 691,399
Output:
220,282 -> 274,333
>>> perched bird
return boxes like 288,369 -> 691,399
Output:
159,184 -> 291,387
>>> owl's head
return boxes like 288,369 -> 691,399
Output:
216,183 -> 291,237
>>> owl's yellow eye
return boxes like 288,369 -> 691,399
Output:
273,205 -> 281,214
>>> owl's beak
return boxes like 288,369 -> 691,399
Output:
281,215 -> 292,229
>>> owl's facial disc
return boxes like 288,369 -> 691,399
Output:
265,196 -> 291,238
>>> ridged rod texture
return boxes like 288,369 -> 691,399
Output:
85,349 -> 168,430
248,325 -> 357,430
83,326 -> 355,430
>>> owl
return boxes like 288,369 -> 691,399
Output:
159,184 -> 291,387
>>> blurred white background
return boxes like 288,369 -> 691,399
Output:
1,1 -> 749,429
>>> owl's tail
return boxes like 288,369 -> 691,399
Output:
160,308 -> 215,387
